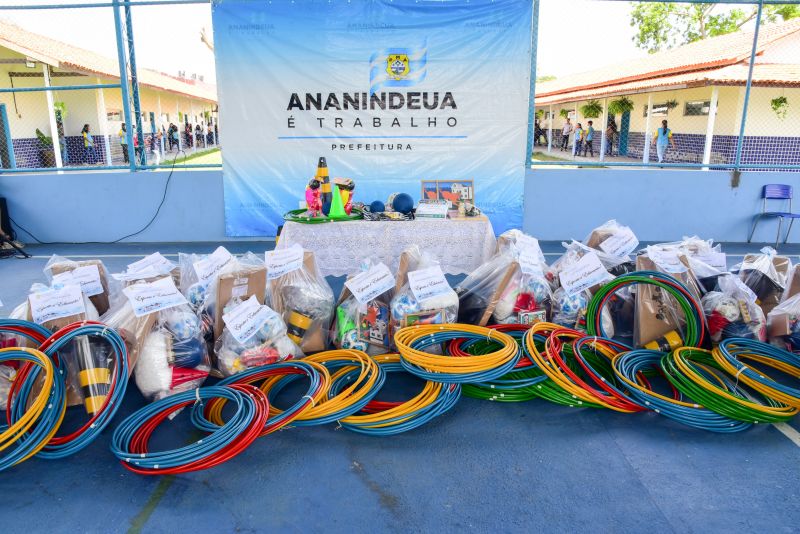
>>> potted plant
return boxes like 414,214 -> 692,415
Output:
579,100 -> 603,118
535,109 -> 544,120
608,96 -> 634,116
35,128 -> 55,167
665,99 -> 679,111
559,109 -> 570,119
771,96 -> 789,119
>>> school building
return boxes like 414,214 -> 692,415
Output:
0,20 -> 217,169
535,18 -> 800,166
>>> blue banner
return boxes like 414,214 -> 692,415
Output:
212,0 -> 533,236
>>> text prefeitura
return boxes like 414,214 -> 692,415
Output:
287,91 -> 458,129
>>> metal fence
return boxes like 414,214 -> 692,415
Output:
0,0 -> 797,173
0,0 -> 219,173
530,0 -> 800,171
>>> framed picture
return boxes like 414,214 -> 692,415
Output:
436,180 -> 474,209
419,179 -> 475,208
421,180 -> 439,201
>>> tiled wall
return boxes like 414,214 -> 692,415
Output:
9,132 -> 220,168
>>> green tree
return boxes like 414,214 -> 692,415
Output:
630,2 -> 800,53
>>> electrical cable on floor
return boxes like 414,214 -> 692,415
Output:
7,149 -> 187,246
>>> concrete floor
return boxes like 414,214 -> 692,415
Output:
2,242 -> 800,533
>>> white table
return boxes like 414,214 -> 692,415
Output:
278,217 -> 497,277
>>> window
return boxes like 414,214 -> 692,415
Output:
685,100 -> 712,116
643,103 -> 669,117
106,110 -> 122,121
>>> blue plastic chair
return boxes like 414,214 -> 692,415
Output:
747,184 -> 800,247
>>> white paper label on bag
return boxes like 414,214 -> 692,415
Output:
515,235 -> 545,276
598,227 -> 639,258
345,263 -> 394,304
127,252 -> 175,274
408,266 -> 451,302
53,265 -> 103,297
111,267 -> 165,282
29,285 -> 85,324
647,248 -> 686,273
222,295 -> 271,344
694,251 -> 727,271
123,277 -> 188,317
559,252 -> 612,296
266,245 -> 304,280
193,246 -> 233,285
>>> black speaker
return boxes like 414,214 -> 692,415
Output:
0,197 -> 11,237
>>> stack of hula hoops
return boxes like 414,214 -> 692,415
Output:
4,271 -> 800,475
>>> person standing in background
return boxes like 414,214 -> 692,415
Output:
583,120 -> 595,157
118,123 -> 129,163
560,117 -> 572,151
652,119 -> 676,163
573,123 -> 584,156
81,124 -> 97,164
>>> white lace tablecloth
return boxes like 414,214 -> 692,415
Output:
279,217 -> 497,277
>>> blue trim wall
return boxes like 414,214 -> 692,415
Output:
0,168 -> 795,243
0,170 -> 250,243
524,168 -> 797,244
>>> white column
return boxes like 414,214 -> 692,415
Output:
571,102 -> 578,156
599,97 -> 608,162
643,94 -> 654,163
95,78 -> 112,165
702,86 -> 720,169
190,100 -> 196,152
547,104 -> 553,153
176,101 -> 182,151
42,64 -> 63,169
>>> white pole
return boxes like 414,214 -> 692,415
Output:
702,86 -> 720,170
156,93 -> 164,155
190,100 -> 196,152
571,102 -> 578,157
547,104 -> 553,153
95,78 -> 112,165
42,64 -> 63,169
599,97 -> 608,162
176,101 -> 182,151
643,94 -> 653,163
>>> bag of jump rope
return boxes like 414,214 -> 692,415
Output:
546,240 -> 627,292
582,220 -> 639,274
116,251 -> 180,285
179,249 -> 268,375
767,291 -> 800,352
213,295 -> 303,376
331,258 -> 396,354
731,246 -> 792,319
0,300 -> 15,411
102,275 -> 210,402
390,245 -> 458,335
43,255 -> 120,316
11,281 -> 103,411
701,274 -> 766,344
265,244 -> 335,353
457,231 -> 551,326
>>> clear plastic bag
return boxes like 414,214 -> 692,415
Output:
0,364 -> 15,411
390,247 -> 459,334
332,259 -> 395,354
43,255 -> 119,315
734,247 -> 791,316
767,292 -> 800,352
214,298 -> 302,376
548,240 -> 630,290
266,249 -> 334,352
134,304 -> 211,401
458,236 -> 551,325
583,220 -> 639,259
702,275 -> 766,343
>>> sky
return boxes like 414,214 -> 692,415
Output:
0,0 -> 649,86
